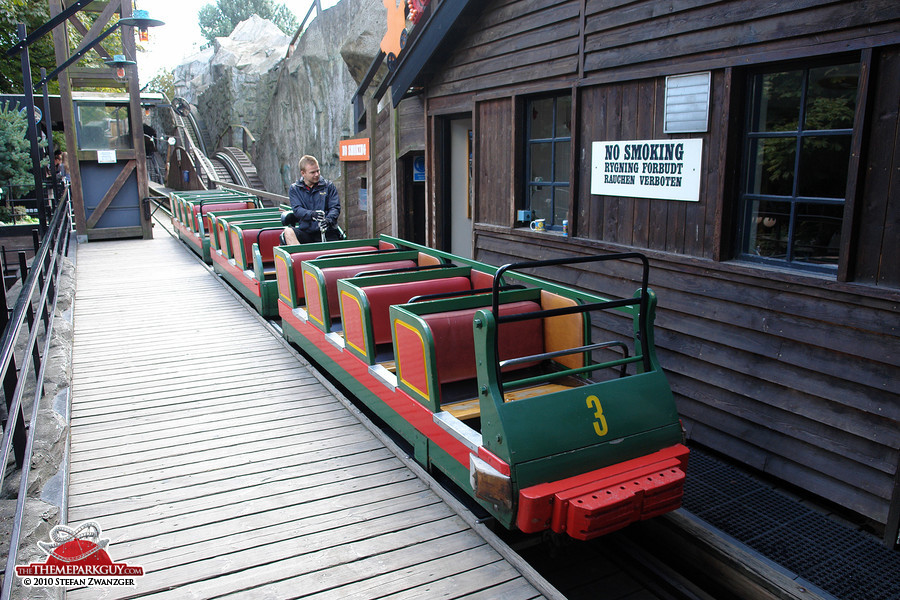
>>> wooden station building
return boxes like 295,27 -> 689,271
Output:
348,0 -> 900,547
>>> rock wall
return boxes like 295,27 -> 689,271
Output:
175,15 -> 291,155
256,0 -> 385,194
174,0 -> 386,194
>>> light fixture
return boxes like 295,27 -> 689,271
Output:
118,10 -> 164,43
104,54 -> 136,81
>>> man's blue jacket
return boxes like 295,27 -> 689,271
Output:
288,177 -> 341,237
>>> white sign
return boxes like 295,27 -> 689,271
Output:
591,139 -> 703,202
96,150 -> 117,164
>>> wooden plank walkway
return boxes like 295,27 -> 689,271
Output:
66,232 -> 552,600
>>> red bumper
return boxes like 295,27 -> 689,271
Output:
517,444 -> 689,540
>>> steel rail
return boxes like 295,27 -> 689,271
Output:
0,194 -> 71,600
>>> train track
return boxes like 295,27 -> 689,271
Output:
170,98 -> 265,192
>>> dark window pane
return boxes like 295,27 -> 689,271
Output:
76,102 -> 133,150
748,199 -> 791,259
553,187 -> 569,226
529,185 -> 552,221
798,135 -> 851,198
556,95 -> 572,137
554,141 -> 570,183
530,98 -> 554,139
805,63 -> 859,130
792,202 -> 844,265
530,142 -> 552,182
747,137 -> 796,196
751,71 -> 803,132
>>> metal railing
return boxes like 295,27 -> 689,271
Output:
0,192 -> 72,598
287,0 -> 322,58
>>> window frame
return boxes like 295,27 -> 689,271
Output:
734,57 -> 864,276
523,92 -> 571,231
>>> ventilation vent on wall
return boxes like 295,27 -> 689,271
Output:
665,72 -> 711,134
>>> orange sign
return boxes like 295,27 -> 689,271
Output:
339,138 -> 370,162
380,0 -> 406,59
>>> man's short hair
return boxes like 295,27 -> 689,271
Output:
298,155 -> 319,172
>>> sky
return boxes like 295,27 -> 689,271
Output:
133,0 -> 341,83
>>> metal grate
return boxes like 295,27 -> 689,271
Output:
684,446 -> 900,600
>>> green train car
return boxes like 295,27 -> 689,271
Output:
268,236 -> 688,540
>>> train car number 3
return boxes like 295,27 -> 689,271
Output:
586,395 -> 608,437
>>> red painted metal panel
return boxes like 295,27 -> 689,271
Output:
395,319 -> 430,402
517,444 -> 689,538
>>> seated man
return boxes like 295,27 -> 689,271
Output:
282,155 -> 342,244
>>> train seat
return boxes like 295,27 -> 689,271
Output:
360,277 -> 472,346
231,227 -> 281,271
423,300 -> 543,387
282,246 -> 378,302
391,299 -> 545,415
316,260 -> 417,319
193,201 -> 255,232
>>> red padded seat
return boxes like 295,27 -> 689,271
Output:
423,300 -> 543,385
194,202 -> 253,231
236,228 -> 282,267
362,277 -> 471,345
287,246 -> 377,300
319,260 -> 417,318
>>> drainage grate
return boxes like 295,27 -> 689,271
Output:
684,446 -> 900,600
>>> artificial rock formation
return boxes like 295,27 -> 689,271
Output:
174,0 -> 386,194
175,15 -> 291,155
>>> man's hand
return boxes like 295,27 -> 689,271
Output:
312,210 -> 326,222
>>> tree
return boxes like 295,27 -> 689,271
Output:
0,0 -> 59,94
0,100 -> 32,187
198,0 -> 298,42
145,69 -> 175,101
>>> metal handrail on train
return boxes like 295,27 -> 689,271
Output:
408,284 -> 526,304
354,262 -> 456,278
500,340 -> 631,379
0,193 -> 71,599
490,253 -> 652,392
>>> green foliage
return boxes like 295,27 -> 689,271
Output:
198,0 -> 299,42
0,99 -> 33,187
0,203 -> 37,225
52,130 -> 65,153
145,69 -> 175,101
68,9 -> 125,72
0,0 -> 59,93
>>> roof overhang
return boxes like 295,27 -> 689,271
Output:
385,0 -> 483,107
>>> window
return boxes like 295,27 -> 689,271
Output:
525,94 -> 571,229
737,61 -> 859,272
75,101 -> 133,151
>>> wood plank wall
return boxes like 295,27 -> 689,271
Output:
474,229 -> 899,530
576,75 -> 726,258
373,102 -> 394,236
342,161 -> 369,240
853,48 -> 900,287
416,0 -> 900,531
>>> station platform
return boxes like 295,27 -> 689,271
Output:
65,231 -> 559,599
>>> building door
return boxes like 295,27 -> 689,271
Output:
400,153 -> 426,245
443,117 -> 473,258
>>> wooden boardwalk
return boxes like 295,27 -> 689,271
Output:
66,232 -> 552,599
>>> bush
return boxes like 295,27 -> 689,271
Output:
0,100 -> 33,188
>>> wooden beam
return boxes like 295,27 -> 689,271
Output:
86,159 -> 135,229
49,0 -> 86,236
67,14 -> 112,60
73,0 -> 118,62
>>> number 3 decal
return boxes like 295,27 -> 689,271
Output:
586,395 -> 608,437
